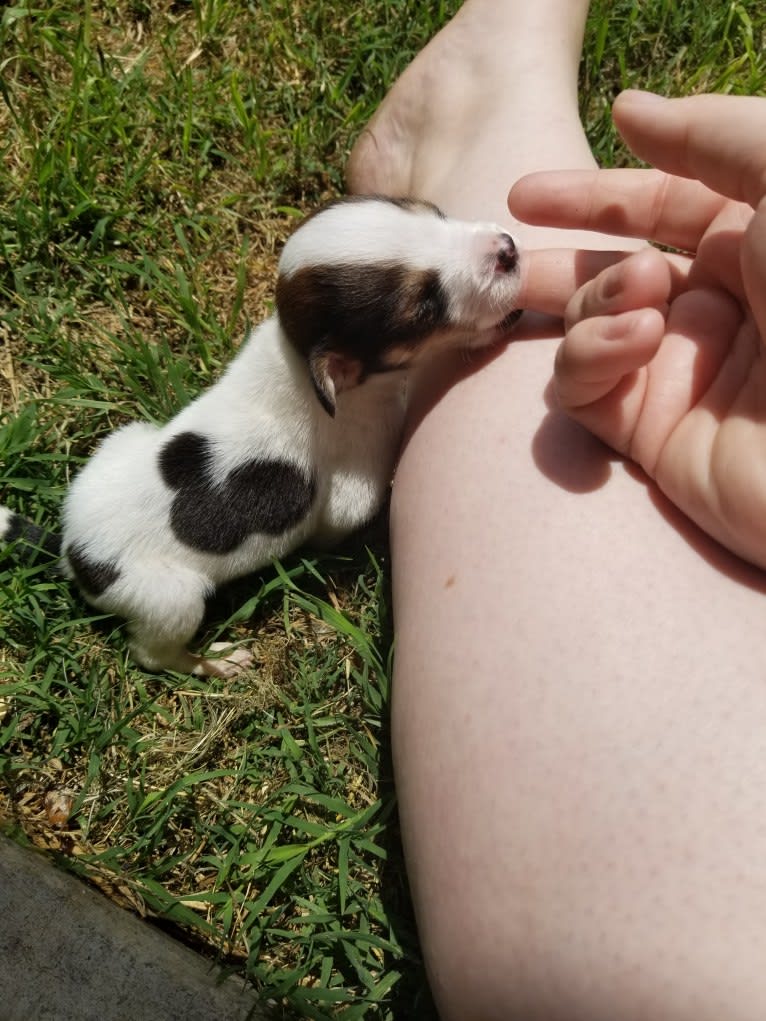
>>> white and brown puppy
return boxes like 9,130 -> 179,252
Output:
0,196 -> 521,676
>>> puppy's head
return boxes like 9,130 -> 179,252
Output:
275,196 -> 522,415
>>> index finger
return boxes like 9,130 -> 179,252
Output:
509,168 -> 727,253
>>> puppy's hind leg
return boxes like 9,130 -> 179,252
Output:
130,629 -> 254,678
125,593 -> 208,676
119,567 -> 253,677
197,642 -> 255,679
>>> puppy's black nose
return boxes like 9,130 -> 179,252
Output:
496,233 -> 518,273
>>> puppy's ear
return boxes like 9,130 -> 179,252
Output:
277,268 -> 363,415
309,349 -> 363,417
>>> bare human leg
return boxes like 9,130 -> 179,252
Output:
348,2 -> 766,1019
347,0 -> 593,226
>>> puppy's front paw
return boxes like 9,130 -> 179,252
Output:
195,642 -> 255,678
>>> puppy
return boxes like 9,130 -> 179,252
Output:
1,196 -> 521,676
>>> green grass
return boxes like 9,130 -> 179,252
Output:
1,1 -> 765,1018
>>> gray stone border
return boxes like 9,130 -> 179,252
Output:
0,835 -> 267,1021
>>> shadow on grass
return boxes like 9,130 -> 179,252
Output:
200,516 -> 439,1019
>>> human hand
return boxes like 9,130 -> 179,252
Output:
509,91 -> 766,570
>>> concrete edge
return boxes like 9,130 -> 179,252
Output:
0,834 -> 268,1021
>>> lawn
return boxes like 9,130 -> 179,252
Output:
1,1 -> 764,1018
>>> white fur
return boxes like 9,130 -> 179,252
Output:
2,197 -> 521,676
279,199 -> 519,332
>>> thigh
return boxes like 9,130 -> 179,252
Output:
391,327 -> 766,1021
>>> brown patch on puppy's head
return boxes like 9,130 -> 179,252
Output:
275,261 -> 450,416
